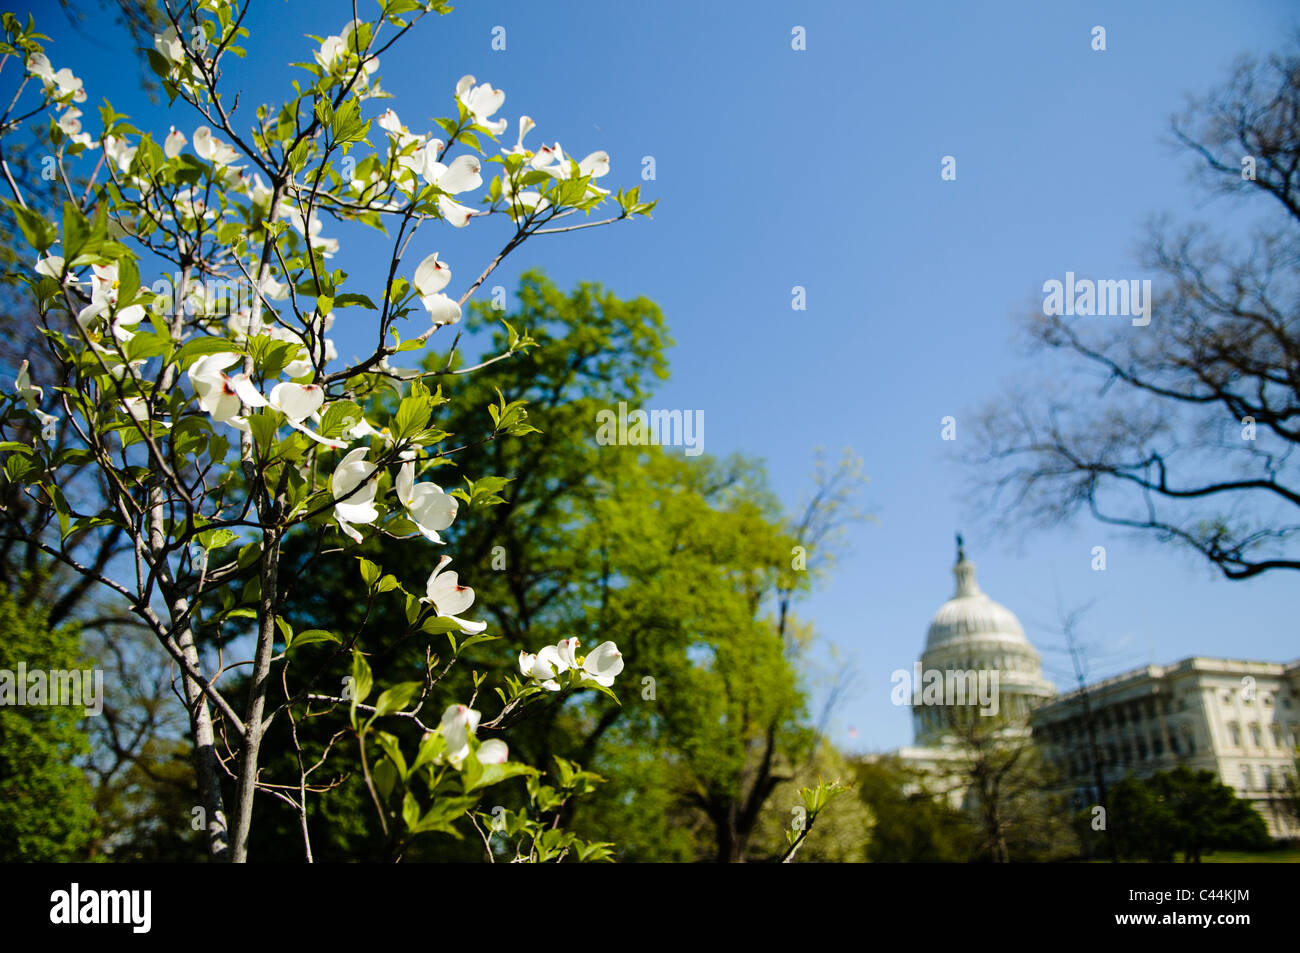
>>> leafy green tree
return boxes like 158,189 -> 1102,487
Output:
0,4 -> 653,863
0,585 -> 98,860
930,705 -> 1077,862
259,273 -> 864,862
749,742 -> 873,863
855,756 -> 979,862
1110,767 -> 1271,862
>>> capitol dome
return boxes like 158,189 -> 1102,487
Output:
912,536 -> 1056,746
925,544 -> 1028,650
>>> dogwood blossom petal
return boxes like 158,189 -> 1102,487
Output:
15,360 -> 42,410
455,75 -> 507,136
437,195 -> 474,228
413,252 -> 451,297
582,641 -> 624,687
478,739 -> 508,764
422,292 -> 461,327
438,704 -> 481,769
268,382 -> 324,423
164,127 -> 187,158
396,461 -> 459,542
330,447 -> 379,540
556,638 -> 580,670
423,554 -> 475,616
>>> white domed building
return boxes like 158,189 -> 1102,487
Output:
880,537 -> 1055,806
912,537 -> 1055,746
871,537 -> 1300,838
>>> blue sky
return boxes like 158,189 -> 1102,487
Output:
27,0 -> 1300,752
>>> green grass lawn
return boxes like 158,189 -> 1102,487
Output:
1083,849 -> 1300,862
1198,849 -> 1300,863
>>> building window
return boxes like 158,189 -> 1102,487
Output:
1183,726 -> 1196,755
1241,766 -> 1252,790
1262,766 -> 1273,790
1151,734 -> 1163,757
1272,724 -> 1282,748
1137,739 -> 1148,760
1229,723 -> 1241,747
1170,734 -> 1181,755
1250,724 -> 1261,747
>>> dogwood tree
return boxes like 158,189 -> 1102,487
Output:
0,2 -> 652,862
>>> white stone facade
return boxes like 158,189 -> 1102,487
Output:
873,541 -> 1300,840
1034,657 -> 1300,838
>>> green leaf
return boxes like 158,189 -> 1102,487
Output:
412,730 -> 445,773
373,731 -> 408,779
320,399 -> 362,438
174,336 -> 242,370
402,791 -> 420,830
287,628 -> 340,650
463,747 -> 533,793
373,758 -> 398,801
350,649 -> 373,714
6,201 -> 56,251
358,556 -> 381,589
196,527 -> 239,550
455,632 -> 499,654
61,201 -> 96,260
420,616 -> 462,637
410,795 -> 477,835
391,393 -> 432,441
371,681 -> 421,719
404,593 -> 424,626
247,411 -> 279,459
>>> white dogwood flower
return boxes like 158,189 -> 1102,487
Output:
422,154 -> 482,195
187,352 -> 252,429
518,644 -> 570,692
502,116 -> 535,157
519,638 -> 624,690
424,293 -> 460,327
56,108 -> 96,150
27,53 -> 85,103
193,126 -> 241,168
422,555 -> 486,634
153,27 -> 186,66
330,447 -> 379,542
413,252 -> 458,321
14,360 -> 42,410
286,207 -> 338,258
455,75 -> 507,136
103,136 -> 137,175
437,196 -> 474,228
478,738 -> 509,765
34,256 -> 64,280
437,704 -> 480,769
164,127 -> 187,158
396,461 -> 458,543
35,409 -> 59,442
229,379 -> 347,447
580,641 -> 624,687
